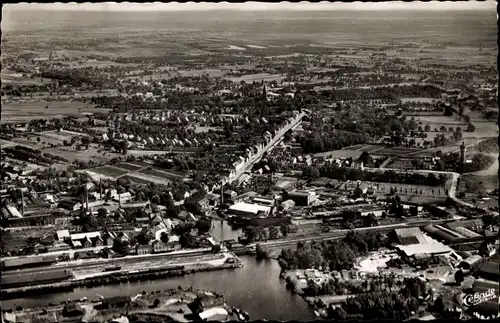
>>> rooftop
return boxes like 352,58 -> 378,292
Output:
395,241 -> 452,257
228,202 -> 271,215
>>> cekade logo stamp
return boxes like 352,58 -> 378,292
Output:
463,289 -> 497,307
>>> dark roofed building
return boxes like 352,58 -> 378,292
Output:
102,296 -> 131,309
63,303 -> 84,317
423,225 -> 459,244
392,227 -> 426,245
477,260 -> 500,281
2,254 -> 57,270
1,269 -> 73,288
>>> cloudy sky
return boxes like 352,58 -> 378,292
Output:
4,1 -> 497,12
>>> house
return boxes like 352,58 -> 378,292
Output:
152,240 -> 171,253
101,296 -> 131,309
63,304 -> 84,317
58,199 -> 82,211
56,229 -> 70,241
285,190 -> 317,206
135,244 -> 152,255
458,255 -> 482,271
70,232 -> 102,248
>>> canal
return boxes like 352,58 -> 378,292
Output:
3,221 -> 316,321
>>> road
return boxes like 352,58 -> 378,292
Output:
257,218 -> 454,250
228,112 -> 307,184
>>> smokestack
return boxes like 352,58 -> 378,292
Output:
220,182 -> 224,205
20,189 -> 24,216
85,184 -> 89,213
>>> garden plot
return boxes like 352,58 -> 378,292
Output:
92,165 -> 129,178
400,97 -> 436,104
115,162 -> 144,171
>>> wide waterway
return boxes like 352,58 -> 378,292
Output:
3,221 -> 316,321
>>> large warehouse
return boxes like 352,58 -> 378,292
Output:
228,202 -> 271,217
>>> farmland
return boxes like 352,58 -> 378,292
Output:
1,101 -> 111,124
92,165 -> 129,178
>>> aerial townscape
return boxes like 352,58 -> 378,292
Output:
1,2 -> 499,323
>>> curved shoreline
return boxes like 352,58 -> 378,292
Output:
1,262 -> 243,301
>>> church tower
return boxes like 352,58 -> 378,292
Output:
460,141 -> 466,173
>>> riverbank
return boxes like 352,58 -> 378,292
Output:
2,286 -> 248,323
2,261 -> 243,301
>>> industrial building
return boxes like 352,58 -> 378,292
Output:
285,190 -> 317,206
391,227 -> 461,262
228,202 -> 271,217
2,254 -> 57,270
1,269 -> 73,288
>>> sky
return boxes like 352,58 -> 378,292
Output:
4,1 -> 497,12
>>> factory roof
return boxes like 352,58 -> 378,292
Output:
395,241 -> 452,257
71,232 -> 101,241
198,307 -> 228,320
228,202 -> 271,215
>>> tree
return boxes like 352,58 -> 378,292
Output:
196,216 -> 212,234
280,224 -> 290,237
160,232 -> 170,244
269,226 -> 279,240
256,243 -> 269,260
466,123 -> 475,132
454,269 -> 465,286
37,137 -> 41,143
136,229 -> 151,245
424,124 -> 431,132
97,207 -> 107,218
112,238 -> 130,255
243,226 -> 261,243
81,137 -> 91,149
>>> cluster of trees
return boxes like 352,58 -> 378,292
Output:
39,70 -> 102,87
324,84 -> 443,102
3,145 -> 68,165
465,153 -> 495,173
318,163 -> 447,186
278,231 -> 385,271
306,272 -> 413,298
241,224 -> 297,244
329,277 -> 429,321
300,130 -> 368,154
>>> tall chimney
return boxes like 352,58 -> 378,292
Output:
85,184 -> 89,213
20,189 -> 25,216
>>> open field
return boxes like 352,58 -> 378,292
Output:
1,101 -> 112,124
366,181 -> 448,197
41,146 -> 111,163
314,149 -> 364,159
115,162 -> 144,171
138,168 -> 185,181
226,73 -> 287,83
400,97 -> 436,103
462,121 -> 498,139
93,165 -> 129,178
124,172 -> 172,185
369,147 -> 423,157
1,69 -> 52,86
126,150 -> 171,157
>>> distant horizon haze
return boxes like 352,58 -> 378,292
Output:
3,1 -> 496,12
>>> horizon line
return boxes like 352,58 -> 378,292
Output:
4,1 -> 496,12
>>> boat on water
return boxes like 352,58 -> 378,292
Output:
103,265 -> 122,272
232,307 -> 250,322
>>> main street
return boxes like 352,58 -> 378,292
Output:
228,111 -> 307,184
